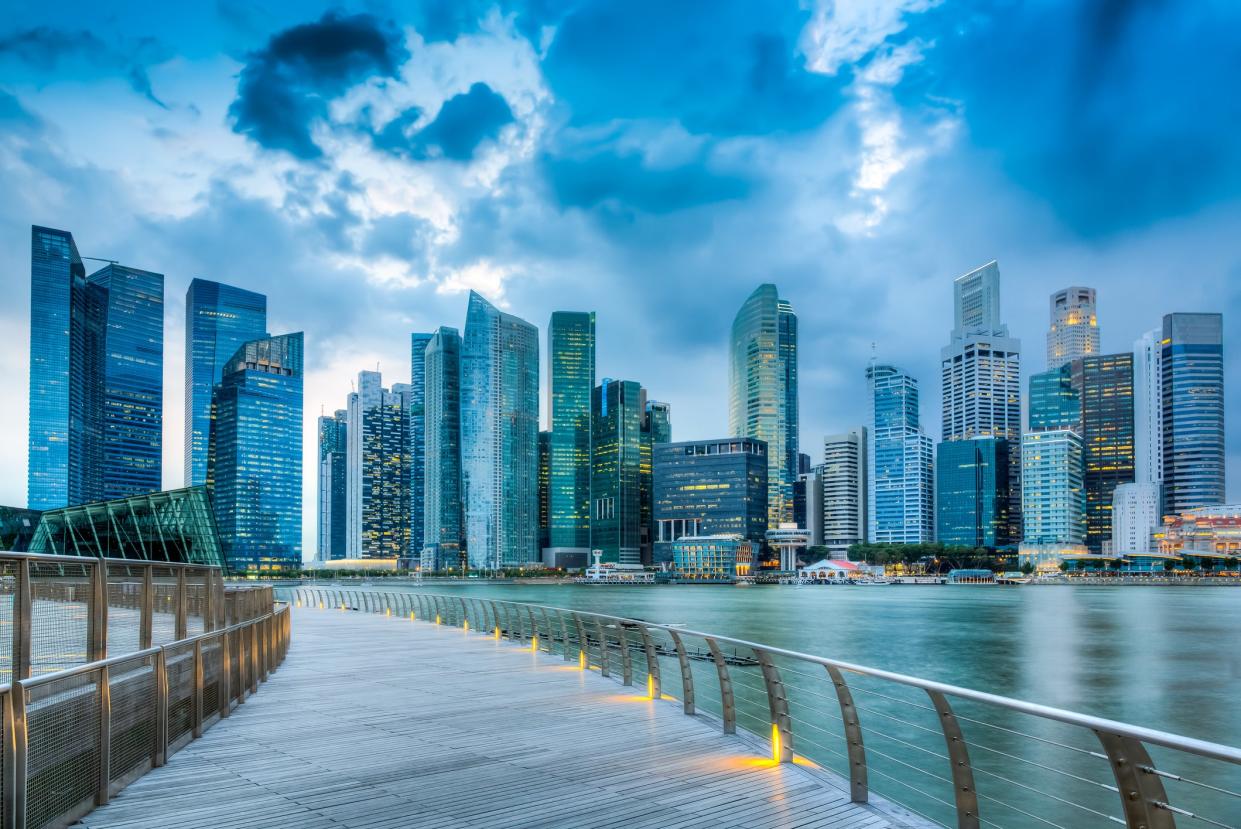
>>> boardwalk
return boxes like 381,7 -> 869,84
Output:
78,607 -> 918,829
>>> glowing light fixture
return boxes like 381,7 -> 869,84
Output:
578,650 -> 586,670
435,614 -> 441,625
647,674 -> 655,699
531,635 -> 538,651
771,723 -> 781,763
464,620 -> 470,631
385,607 -> 391,617
494,626 -> 501,639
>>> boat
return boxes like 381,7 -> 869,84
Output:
996,572 -> 1031,585
575,551 -> 656,584
853,577 -> 893,586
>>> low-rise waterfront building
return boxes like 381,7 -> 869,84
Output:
671,534 -> 752,583
1159,505 -> 1241,560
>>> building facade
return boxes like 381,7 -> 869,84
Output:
344,371 -> 414,560
1071,353 -> 1135,552
208,333 -> 303,572
547,311 -> 595,559
409,332 -> 433,561
821,429 -> 867,559
1159,506 -> 1241,559
1028,364 -> 1078,431
1133,328 -> 1164,488
671,535 -> 753,583
184,279 -> 266,488
538,430 -> 551,555
317,410 -> 348,560
1112,482 -> 1160,554
652,437 -> 768,565
423,327 -> 463,571
1161,313 -> 1225,514
591,379 -> 645,565
1020,429 -> 1086,549
1046,287 -> 1099,369
868,364 -> 934,543
941,261 -> 1021,540
462,292 -> 539,569
729,284 -> 798,528
936,438 -> 1010,548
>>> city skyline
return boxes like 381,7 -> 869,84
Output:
2,3 -> 1240,559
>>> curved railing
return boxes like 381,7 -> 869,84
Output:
291,586 -> 1241,829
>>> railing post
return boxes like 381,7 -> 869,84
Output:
192,640 -> 204,738
140,566 -> 153,649
572,614 -> 589,667
539,607 -> 554,652
705,638 -> 735,735
153,649 -> 168,765
11,683 -> 26,829
1094,731 -> 1175,829
12,559 -> 31,683
97,664 -> 111,806
526,607 -> 539,649
3,688 -> 19,829
249,623 -> 259,695
559,613 -> 571,661
236,627 -> 247,705
175,568 -> 187,641
459,597 -> 469,630
593,619 -> 610,678
203,571 -> 215,633
754,648 -> 792,763
825,665 -> 868,803
89,560 -> 108,661
219,629 -> 232,719
638,625 -> 661,698
926,690 -> 980,829
667,630 -> 695,715
617,625 -> 633,686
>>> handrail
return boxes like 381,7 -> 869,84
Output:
291,586 -> 1241,829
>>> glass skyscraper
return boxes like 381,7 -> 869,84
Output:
423,327 -> 463,571
867,363 -> 934,543
462,292 -> 539,569
538,430 -> 551,555
209,332 -> 303,573
1161,313 -> 1224,514
1046,287 -> 1099,369
317,410 -> 348,560
591,379 -> 645,565
646,400 -> 672,444
652,437 -> 768,565
1028,364 -> 1078,431
343,371 -> 414,560
1071,353 -> 1135,552
184,279 -> 267,488
935,438 -> 1010,548
941,261 -> 1021,540
729,284 -> 798,528
28,226 -> 86,509
1020,429 -> 1085,547
547,311 -> 594,556
410,332 -> 433,557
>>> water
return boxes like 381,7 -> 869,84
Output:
294,581 -> 1241,827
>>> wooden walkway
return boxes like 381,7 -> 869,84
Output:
77,607 -> 918,828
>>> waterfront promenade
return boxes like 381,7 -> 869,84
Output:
77,607 -> 914,829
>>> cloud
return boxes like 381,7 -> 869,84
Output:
800,0 -> 939,75
228,12 -> 409,159
0,26 -> 170,108
371,82 -> 514,161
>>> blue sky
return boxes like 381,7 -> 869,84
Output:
2,1 -> 1239,553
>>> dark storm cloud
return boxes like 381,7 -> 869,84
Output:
372,83 -> 513,161
229,12 -> 408,159
895,0 -> 1241,236
0,26 -> 169,107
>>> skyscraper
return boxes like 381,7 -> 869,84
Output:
1046,287 -> 1099,369
209,332 -> 303,572
184,279 -> 267,488
1020,429 -> 1085,549
344,371 -> 414,560
1111,482 -> 1160,554
1071,354 -> 1135,552
867,364 -> 934,543
935,438 -> 1010,548
346,370 -> 382,558
821,429 -> 867,559
317,409 -> 348,560
1028,364 -> 1078,431
423,327 -> 463,571
538,430 -> 551,556
461,292 -> 539,569
591,379 -> 645,565
729,284 -> 798,527
1161,313 -> 1225,514
410,332 -> 433,558
646,400 -> 672,444
941,261 -> 1021,540
547,311 -> 594,559
1133,328 -> 1164,487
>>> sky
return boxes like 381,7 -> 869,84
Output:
2,0 -> 1239,558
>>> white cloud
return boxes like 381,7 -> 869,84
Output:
800,0 -> 939,76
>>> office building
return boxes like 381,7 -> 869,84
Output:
346,371 -> 381,557
1020,429 -> 1086,558
409,332 -> 433,560
209,333 -> 303,572
868,364 -> 934,543
821,429 -> 867,559
1112,482 -> 1160,554
796,468 -> 823,545
547,312 -> 594,561
1133,328 -> 1163,487
646,400 -> 672,444
1161,313 -> 1225,514
184,280 -> 267,487
671,535 -> 753,583
1046,287 -> 1099,369
317,410 -> 348,560
1071,353 -> 1135,552
1028,364 -> 1078,432
423,327 -> 463,571
729,284 -> 798,527
462,292 -> 539,569
538,430 -> 551,555
941,261 -> 1021,540
591,379 -> 645,565
936,438 -> 1011,548
652,438 -> 768,565
345,371 -> 414,560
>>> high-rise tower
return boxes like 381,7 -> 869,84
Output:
729,284 -> 798,527
547,311 -> 595,559
1046,287 -> 1099,369
1161,313 -> 1224,514
410,332 -> 433,559
423,327 -> 463,571
317,409 -> 348,560
867,364 -> 934,543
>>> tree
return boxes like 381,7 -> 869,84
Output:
1019,561 -> 1035,576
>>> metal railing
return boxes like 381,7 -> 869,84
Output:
290,587 -> 1241,829
0,553 -> 290,829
